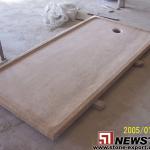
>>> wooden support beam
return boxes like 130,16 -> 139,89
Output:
93,100 -> 105,111
134,60 -> 144,68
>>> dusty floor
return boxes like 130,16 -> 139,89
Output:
0,0 -> 150,149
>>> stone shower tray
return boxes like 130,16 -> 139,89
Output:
0,17 -> 150,140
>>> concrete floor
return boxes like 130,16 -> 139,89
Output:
0,0 -> 150,149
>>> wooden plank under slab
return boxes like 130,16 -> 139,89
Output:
0,17 -> 150,140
